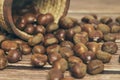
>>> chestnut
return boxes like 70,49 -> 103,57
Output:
86,42 -> 100,53
44,34 -> 58,46
66,29 -> 75,41
24,13 -> 36,23
103,33 -> 116,42
89,30 -> 103,42
60,41 -> 74,49
73,33 -> 88,44
70,62 -> 87,78
24,24 -> 35,35
102,41 -> 118,54
19,43 -> 32,55
48,68 -> 63,80
59,16 -> 74,29
96,50 -> 112,63
97,24 -> 110,34
82,24 -> 95,33
116,16 -> 120,24
0,49 -> 5,57
48,52 -> 62,65
28,33 -> 44,46
0,56 -> 8,70
110,25 -> 120,33
35,25 -> 46,34
87,60 -> 104,75
1,40 -> 18,51
7,49 -> 22,63
13,39 -> 25,45
31,54 -> 47,67
81,15 -> 96,23
59,47 -> 74,59
68,56 -> 83,68
46,23 -> 59,33
53,58 -> 68,73
80,51 -> 96,63
100,16 -> 112,24
32,45 -> 45,54
74,43 -> 88,57
16,16 -> 27,30
55,29 -> 66,42
37,13 -> 54,26
71,25 -> 82,33
46,44 -> 60,54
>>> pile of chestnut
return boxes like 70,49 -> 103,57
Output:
0,3 -> 120,80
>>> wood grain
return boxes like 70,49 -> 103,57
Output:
0,0 -> 120,80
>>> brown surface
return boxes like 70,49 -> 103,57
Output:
0,0 -> 120,80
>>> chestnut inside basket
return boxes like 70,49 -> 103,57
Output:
0,0 -> 70,41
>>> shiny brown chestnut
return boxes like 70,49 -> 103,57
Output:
110,25 -> 120,33
71,25 -> 82,33
66,29 -> 75,41
24,13 -> 37,23
81,15 -> 96,23
116,16 -> 120,24
97,24 -> 110,34
37,13 -> 54,26
96,50 -> 112,63
48,52 -> 62,65
16,16 -> 27,30
80,51 -> 96,64
82,24 -> 95,33
86,42 -> 100,53
53,58 -> 68,73
70,62 -> 87,78
44,34 -> 58,46
7,49 -> 22,63
102,41 -> 118,54
46,23 -> 59,33
19,43 -> 32,55
35,25 -> 46,34
87,59 -> 104,75
60,41 -> 74,49
32,45 -> 45,54
0,49 -> 5,57
68,56 -> 83,68
59,16 -> 75,29
28,33 -> 44,46
24,24 -> 35,35
73,33 -> 88,44
100,16 -> 113,24
46,44 -> 60,54
55,29 -> 66,42
103,33 -> 116,42
48,68 -> 63,80
74,43 -> 88,57
1,40 -> 18,51
59,47 -> 74,59
13,39 -> 25,45
31,54 -> 47,67
89,30 -> 103,42
0,56 -> 8,70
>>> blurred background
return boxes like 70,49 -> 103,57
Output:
68,0 -> 120,19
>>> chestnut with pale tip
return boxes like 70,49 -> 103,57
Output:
31,54 -> 47,67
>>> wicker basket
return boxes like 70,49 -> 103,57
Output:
0,0 -> 70,40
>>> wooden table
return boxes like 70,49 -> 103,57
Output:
0,0 -> 120,80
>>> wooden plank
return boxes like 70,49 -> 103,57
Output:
69,0 -> 120,14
